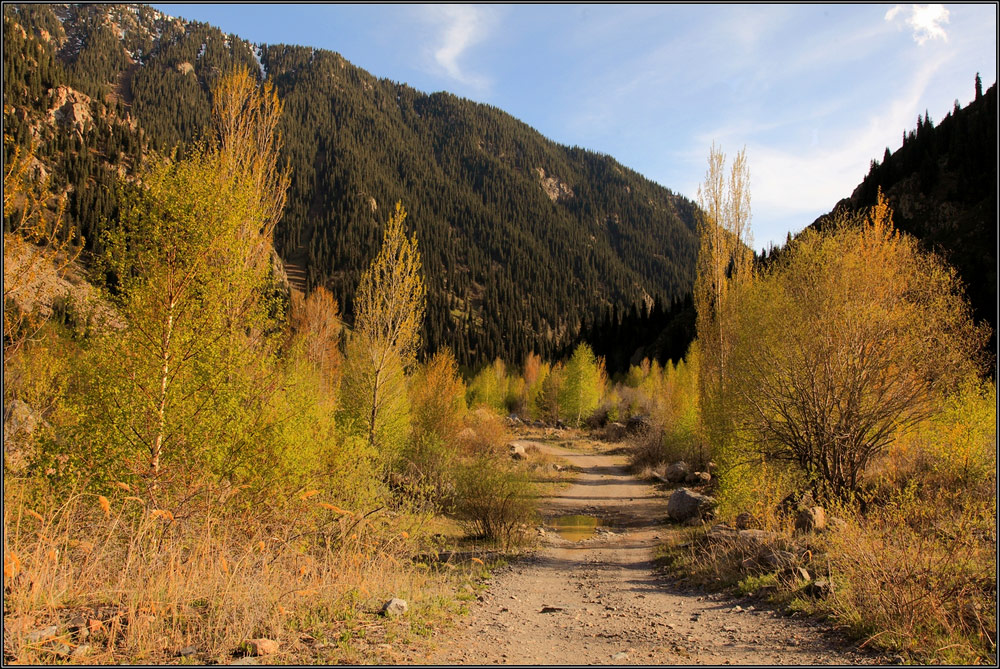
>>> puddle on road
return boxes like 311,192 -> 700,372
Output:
549,514 -> 605,542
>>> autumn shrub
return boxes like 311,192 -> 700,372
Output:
288,286 -> 343,395
727,195 -> 987,502
711,455 -> 801,526
455,407 -> 510,457
625,349 -> 708,473
873,378 -> 996,497
451,453 -> 536,551
395,350 -> 468,507
819,379 -> 997,662
409,350 -> 467,444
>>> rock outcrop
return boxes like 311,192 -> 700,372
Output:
47,86 -> 93,135
535,167 -> 574,202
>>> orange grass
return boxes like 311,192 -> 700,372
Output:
3,478 -> 457,664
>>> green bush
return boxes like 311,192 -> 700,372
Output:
452,453 -> 536,550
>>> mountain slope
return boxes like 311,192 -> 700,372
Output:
2,3 -> 699,367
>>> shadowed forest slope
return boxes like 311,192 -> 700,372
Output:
2,3 -> 699,367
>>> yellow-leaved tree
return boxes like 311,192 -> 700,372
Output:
559,343 -> 603,427
290,286 -> 343,395
728,191 -> 987,500
693,143 -> 753,469
339,202 -> 426,466
74,67 -> 289,491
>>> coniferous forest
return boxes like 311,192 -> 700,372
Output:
812,78 -> 997,350
2,3 -> 700,369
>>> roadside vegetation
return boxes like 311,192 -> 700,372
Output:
2,68 -> 571,665
615,147 -> 996,664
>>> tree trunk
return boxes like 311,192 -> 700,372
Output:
151,299 -> 175,476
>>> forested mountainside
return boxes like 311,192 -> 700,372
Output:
810,78 -> 997,348
2,3 -> 700,367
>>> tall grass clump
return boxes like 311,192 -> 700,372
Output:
3,473 -> 432,664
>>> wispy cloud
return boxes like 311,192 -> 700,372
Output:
418,5 -> 496,90
700,57 -> 947,246
885,4 -> 950,45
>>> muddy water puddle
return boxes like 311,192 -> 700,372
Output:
548,514 -> 605,541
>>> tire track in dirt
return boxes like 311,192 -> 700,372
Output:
419,433 -> 885,665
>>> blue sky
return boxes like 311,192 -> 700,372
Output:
152,3 -> 997,249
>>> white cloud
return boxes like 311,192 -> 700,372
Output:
683,57 -> 948,247
885,4 -> 950,45
419,5 -> 495,90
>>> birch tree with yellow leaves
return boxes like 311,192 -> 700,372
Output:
88,67 -> 289,484
339,202 -> 426,464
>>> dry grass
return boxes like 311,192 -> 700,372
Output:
2,477 -> 483,664
660,449 -> 996,664
824,500 -> 995,664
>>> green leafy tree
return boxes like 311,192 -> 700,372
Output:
339,202 -> 426,462
559,343 -> 602,427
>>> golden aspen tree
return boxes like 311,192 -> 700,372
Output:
340,202 -> 426,460
693,143 -> 753,464
559,343 -> 602,427
209,66 -> 290,344
290,286 -> 343,394
467,358 -> 508,412
212,66 -> 289,264
100,151 -> 256,479
729,191 -> 987,500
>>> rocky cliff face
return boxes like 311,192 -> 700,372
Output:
47,85 -> 93,135
535,167 -> 575,203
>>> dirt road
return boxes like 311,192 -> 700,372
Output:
422,433 -> 883,665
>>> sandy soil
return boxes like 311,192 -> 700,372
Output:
417,433 -> 886,665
